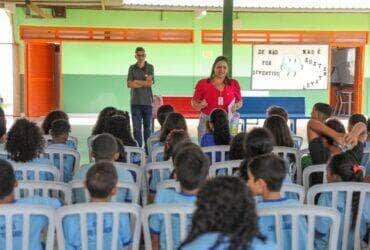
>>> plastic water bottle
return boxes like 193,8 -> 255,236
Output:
230,112 -> 240,136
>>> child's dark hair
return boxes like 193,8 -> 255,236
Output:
323,118 -> 345,145
367,118 -> 370,133
0,159 -> 16,200
328,153 -> 364,229
164,129 -> 191,161
267,105 -> 288,121
243,128 -> 274,164
104,115 -> 137,146
263,115 -> 294,148
349,114 -> 367,128
181,176 -> 264,249
5,118 -> 45,162
229,132 -> 245,160
160,112 -> 187,143
313,103 -> 332,122
209,109 -> 231,145
92,107 -> 117,135
171,141 -> 196,165
0,107 -> 6,139
242,153 -> 286,191
157,105 -> 174,126
41,110 -> 69,135
50,119 -> 71,138
115,137 -> 127,163
174,144 -> 209,191
92,133 -> 118,161
86,161 -> 118,199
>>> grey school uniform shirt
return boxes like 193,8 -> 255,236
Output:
127,61 -> 155,106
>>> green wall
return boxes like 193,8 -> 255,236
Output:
13,8 -> 370,114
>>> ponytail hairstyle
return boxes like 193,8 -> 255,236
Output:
328,153 -> 364,229
263,115 -> 294,148
164,129 -> 191,161
209,109 -> 231,145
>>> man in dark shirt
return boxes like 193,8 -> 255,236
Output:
127,47 -> 154,151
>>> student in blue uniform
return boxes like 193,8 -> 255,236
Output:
246,154 -> 307,250
149,143 -> 209,250
5,118 -> 52,180
0,159 -> 62,250
315,152 -> 370,250
181,176 -> 277,250
63,161 -> 132,250
73,133 -> 134,202
47,119 -> 76,182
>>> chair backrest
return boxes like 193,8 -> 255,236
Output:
273,146 -> 302,184
147,135 -> 160,154
307,182 -> 370,250
142,204 -> 195,250
114,162 -> 143,185
280,184 -> 305,204
151,146 -> 165,162
292,135 -> 303,149
202,145 -> 230,163
361,146 -> 370,169
12,163 -> 60,181
0,204 -> 55,250
302,164 -> 327,191
56,203 -> 141,250
208,160 -> 242,177
0,149 -> 7,159
258,205 -> 340,250
15,181 -> 72,204
43,134 -> 78,147
44,147 -> 81,181
125,146 -> 146,166
157,180 -> 181,192
300,148 -> 309,157
87,135 -> 96,163
70,180 -> 140,204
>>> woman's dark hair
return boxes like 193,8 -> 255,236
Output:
209,109 -> 231,145
208,56 -> 230,85
115,137 -> 127,163
263,115 -> 294,148
243,128 -> 275,164
181,176 -> 264,249
0,107 -> 6,139
324,118 -> 346,145
229,132 -> 245,160
159,113 -> 187,143
104,115 -> 137,146
5,118 -> 45,162
41,110 -> 69,135
328,153 -> 364,229
164,129 -> 191,161
92,107 -> 117,135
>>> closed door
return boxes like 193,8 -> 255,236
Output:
25,42 -> 55,117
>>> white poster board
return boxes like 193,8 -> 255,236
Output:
252,44 -> 329,90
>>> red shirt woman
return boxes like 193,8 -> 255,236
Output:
191,56 -> 242,143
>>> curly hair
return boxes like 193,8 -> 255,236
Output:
229,132 -> 246,160
209,109 -> 231,145
104,115 -> 137,146
328,153 -> 364,229
163,129 -> 191,161
0,107 -> 6,139
243,127 -> 275,164
159,113 -> 187,142
92,107 -> 117,135
181,176 -> 264,249
5,118 -> 45,162
263,115 -> 294,148
41,110 -> 69,135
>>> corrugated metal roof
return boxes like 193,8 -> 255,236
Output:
123,0 -> 370,10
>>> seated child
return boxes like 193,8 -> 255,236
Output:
73,133 -> 134,202
247,154 -> 307,250
201,108 -> 231,147
315,152 -> 370,250
152,105 -> 174,138
229,132 -> 246,160
63,161 -> 132,249
91,106 -> 117,136
0,159 -> 62,250
149,143 -> 209,250
47,119 -> 76,182
181,176 -> 277,250
5,118 -> 52,180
